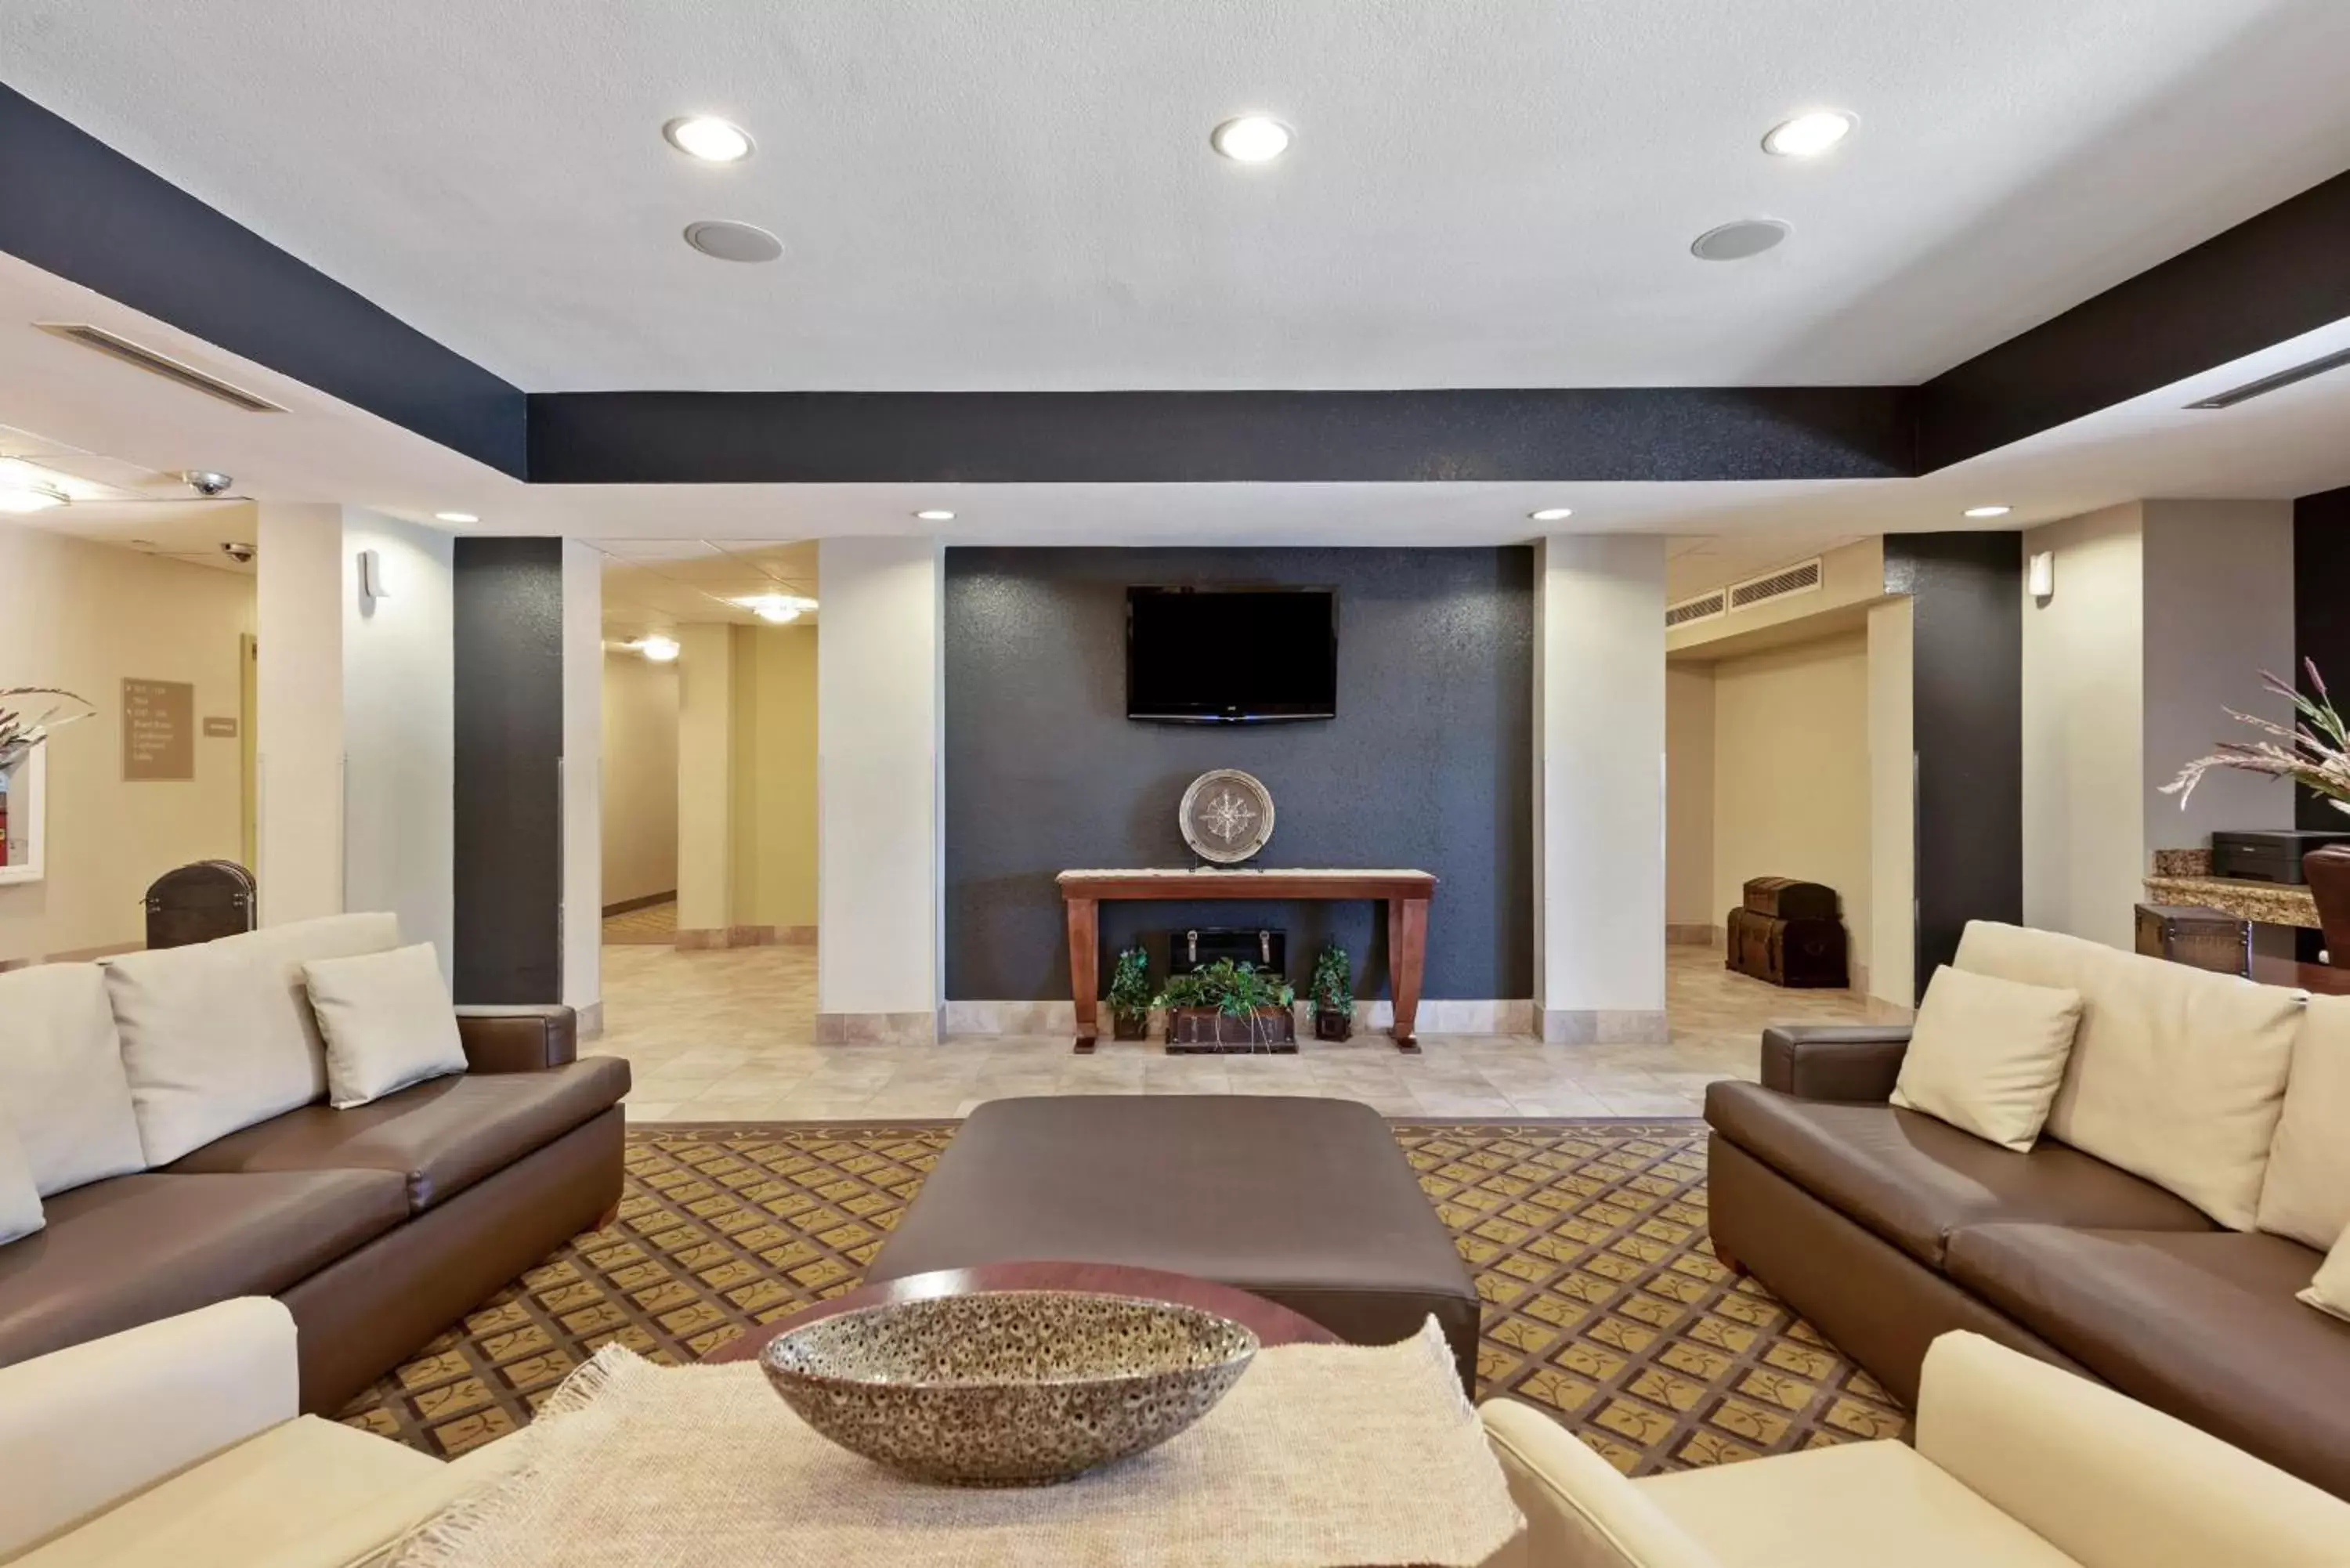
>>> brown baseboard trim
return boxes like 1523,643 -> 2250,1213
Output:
601,891 -> 676,918
674,925 -> 816,951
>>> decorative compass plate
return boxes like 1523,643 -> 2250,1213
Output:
1179,769 -> 1275,864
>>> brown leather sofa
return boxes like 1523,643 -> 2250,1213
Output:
1705,1023 -> 2350,1501
0,1006 -> 628,1414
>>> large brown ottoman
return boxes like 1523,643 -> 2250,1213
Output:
868,1095 -> 1482,1391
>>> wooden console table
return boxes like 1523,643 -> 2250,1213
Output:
1056,868 -> 1437,1053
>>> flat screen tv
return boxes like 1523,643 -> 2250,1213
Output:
1126,587 -> 1337,724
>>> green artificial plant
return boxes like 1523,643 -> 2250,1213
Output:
1156,958 -> 1295,1018
1107,945 -> 1154,1025
1309,941 -> 1354,1019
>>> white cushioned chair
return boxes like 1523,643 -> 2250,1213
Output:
0,1298 -> 527,1567
1477,1329 -> 2350,1567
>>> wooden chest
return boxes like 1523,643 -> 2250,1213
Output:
2133,902 -> 2250,977
1726,909 -> 1849,988
1740,877 -> 1840,922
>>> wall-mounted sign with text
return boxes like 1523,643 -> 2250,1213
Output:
122,677 -> 195,782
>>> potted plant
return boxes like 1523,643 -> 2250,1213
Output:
1309,941 -> 1354,1040
1107,945 -> 1153,1041
1156,959 -> 1297,1052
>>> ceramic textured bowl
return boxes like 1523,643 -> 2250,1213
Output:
759,1290 -> 1259,1486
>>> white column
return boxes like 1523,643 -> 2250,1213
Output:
1533,536 -> 1667,1042
254,503 -> 345,926
560,541 -> 603,1029
815,537 -> 942,1042
340,509 -> 454,971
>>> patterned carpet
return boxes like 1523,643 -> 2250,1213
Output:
338,1120 -> 1908,1473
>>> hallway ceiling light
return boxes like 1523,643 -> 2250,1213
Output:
740,593 -> 816,623
1761,110 -> 1854,157
1963,504 -> 2012,518
663,116 -> 754,163
0,459 -> 72,513
1528,507 -> 1574,522
434,511 -> 479,524
914,508 -> 956,521
1210,116 -> 1292,163
0,478 -> 68,514
638,635 -> 681,663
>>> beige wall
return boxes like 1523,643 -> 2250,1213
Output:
1665,665 -> 1716,930
0,522 -> 255,962
732,624 -> 818,930
600,649 -> 678,909
674,623 -> 735,933
1866,598 -> 1915,1006
1710,630 -> 1874,974
2020,504 -> 2145,949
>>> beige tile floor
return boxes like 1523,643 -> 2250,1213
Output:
601,938 -> 1909,1122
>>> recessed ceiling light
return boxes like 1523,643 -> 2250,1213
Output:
1761,110 -> 1855,158
434,511 -> 479,525
914,508 -> 956,522
1210,116 -> 1292,164
684,220 -> 784,263
1964,504 -> 2013,518
1690,218 -> 1791,261
638,635 -> 681,663
1528,508 -> 1574,522
663,116 -> 754,163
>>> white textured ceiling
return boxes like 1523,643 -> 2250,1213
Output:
5,1 -> 2349,391
596,539 -> 818,640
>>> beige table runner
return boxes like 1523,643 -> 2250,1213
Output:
395,1319 -> 1521,1568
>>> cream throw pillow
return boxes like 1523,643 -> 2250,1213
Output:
0,963 -> 146,1194
1954,920 -> 2302,1230
0,1110 -> 44,1245
302,944 -> 468,1109
2301,1229 -> 2350,1325
1891,964 -> 2084,1151
2258,994 -> 2350,1252
107,912 -> 402,1162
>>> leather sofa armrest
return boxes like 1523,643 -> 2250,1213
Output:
455,1005 -> 578,1073
1759,1024 -> 1913,1102
0,1299 -> 298,1559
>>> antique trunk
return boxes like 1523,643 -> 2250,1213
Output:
2134,902 -> 2251,977
1726,907 -> 1849,988
143,859 -> 257,950
1740,877 -> 1840,922
1164,1006 -> 1299,1053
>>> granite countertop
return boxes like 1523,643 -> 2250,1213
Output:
2143,872 -> 2321,930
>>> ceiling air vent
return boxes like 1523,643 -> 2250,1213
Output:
1665,589 -> 1726,630
2183,345 -> 2350,410
1729,557 -> 1824,612
35,323 -> 285,413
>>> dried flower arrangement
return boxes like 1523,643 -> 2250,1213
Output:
0,688 -> 95,771
2160,660 -> 2350,817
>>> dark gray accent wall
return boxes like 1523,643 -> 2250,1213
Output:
452,539 -> 565,1003
0,85 -> 526,475
1885,533 -> 2023,997
945,548 -> 1534,1002
527,388 -> 1913,483
2296,486 -> 2350,831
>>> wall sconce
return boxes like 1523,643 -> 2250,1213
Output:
357,548 -> 390,602
2027,549 -> 2055,602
